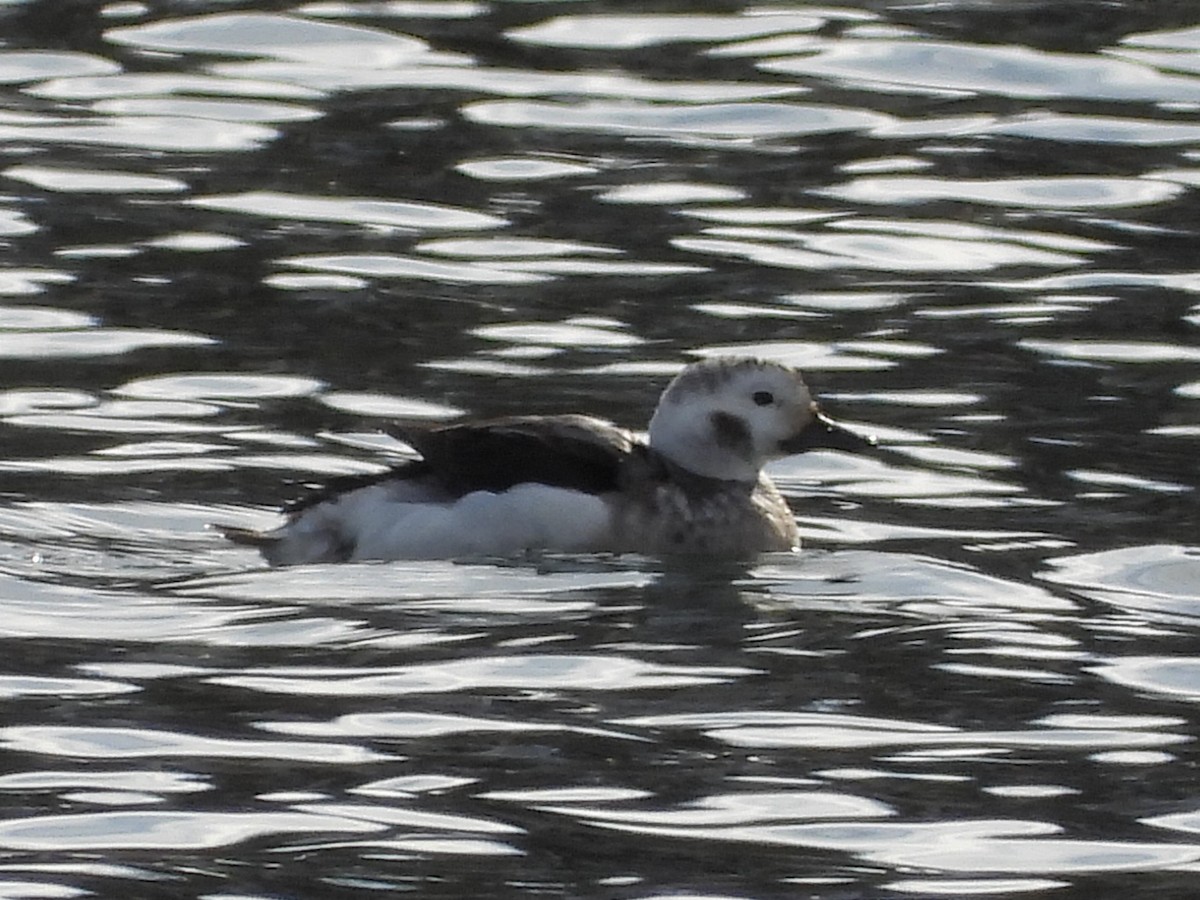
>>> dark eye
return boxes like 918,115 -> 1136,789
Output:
752,390 -> 774,407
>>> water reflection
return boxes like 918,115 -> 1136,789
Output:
105,12 -> 439,65
208,654 -> 756,697
0,322 -> 214,359
5,166 -> 188,194
461,99 -> 890,140
0,0 -> 1198,897
757,38 -> 1200,102
0,809 -> 388,851
506,12 -> 831,49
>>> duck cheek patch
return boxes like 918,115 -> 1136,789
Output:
709,411 -> 753,456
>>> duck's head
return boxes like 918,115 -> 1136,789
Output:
647,357 -> 871,482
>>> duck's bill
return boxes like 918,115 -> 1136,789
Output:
782,407 -> 877,454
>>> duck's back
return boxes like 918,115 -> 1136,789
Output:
397,414 -> 634,496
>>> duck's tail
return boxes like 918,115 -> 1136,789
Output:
213,523 -> 296,566
215,524 -> 278,549
213,516 -> 352,566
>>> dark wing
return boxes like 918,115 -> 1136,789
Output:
391,414 -> 637,496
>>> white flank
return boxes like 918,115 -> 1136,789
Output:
314,483 -> 612,561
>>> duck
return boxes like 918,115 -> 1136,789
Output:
220,356 -> 872,565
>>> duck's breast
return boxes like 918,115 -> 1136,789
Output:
613,471 -> 797,556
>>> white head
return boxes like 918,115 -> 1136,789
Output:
647,357 -> 860,482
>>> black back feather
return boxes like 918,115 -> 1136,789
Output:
398,414 -> 634,496
284,414 -> 638,514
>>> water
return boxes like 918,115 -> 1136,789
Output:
1,1 -> 1198,897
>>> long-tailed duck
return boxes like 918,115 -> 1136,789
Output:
221,357 -> 871,565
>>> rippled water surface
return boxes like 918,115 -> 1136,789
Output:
1,1 -> 1199,897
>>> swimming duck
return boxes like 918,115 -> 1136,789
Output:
221,356 -> 871,565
